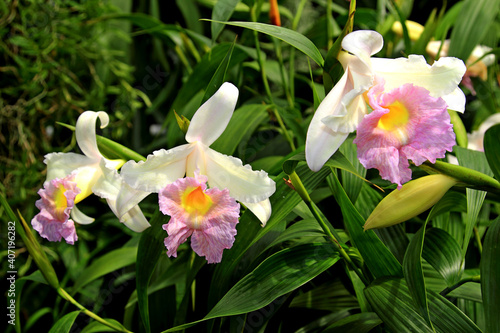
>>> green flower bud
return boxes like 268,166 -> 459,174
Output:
364,174 -> 457,230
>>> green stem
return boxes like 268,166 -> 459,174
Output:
57,288 -> 132,332
289,0 -> 308,104
250,4 -> 296,151
473,226 -> 483,254
439,275 -> 481,297
289,171 -> 369,285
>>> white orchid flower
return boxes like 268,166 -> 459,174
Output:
40,111 -> 150,233
120,82 -> 276,225
306,30 -> 467,172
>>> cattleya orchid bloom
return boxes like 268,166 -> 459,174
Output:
306,30 -> 466,172
160,172 -> 240,263
353,78 -> 456,188
427,40 -> 495,95
121,82 -> 276,226
31,111 -> 150,244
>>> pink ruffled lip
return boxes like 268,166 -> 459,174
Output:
159,172 -> 240,263
354,80 -> 456,189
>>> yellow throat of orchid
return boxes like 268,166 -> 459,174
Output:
182,186 -> 213,227
377,101 -> 410,144
378,101 -> 409,131
54,184 -> 69,220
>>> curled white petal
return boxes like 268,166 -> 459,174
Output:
204,147 -> 276,203
92,160 -> 150,232
76,111 -> 108,159
341,30 -> 383,69
70,205 -> 95,225
242,199 -> 272,226
121,144 -> 194,192
186,82 -> 239,146
305,69 -> 360,171
106,198 -> 150,232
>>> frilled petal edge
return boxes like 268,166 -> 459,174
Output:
204,147 -> 276,204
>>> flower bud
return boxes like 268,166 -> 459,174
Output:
364,174 -> 457,230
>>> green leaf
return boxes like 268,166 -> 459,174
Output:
323,312 -> 382,333
481,217 -> 500,333
484,124 -> 500,181
422,228 -> 463,286
448,0 -> 500,61
328,172 -> 402,279
210,165 -> 332,300
365,278 -> 481,332
166,43 -> 250,146
448,282 -> 482,303
201,39 -> 236,105
207,20 -> 324,67
403,227 -> 433,328
81,319 -> 126,333
48,311 -> 81,333
72,246 -> 137,293
162,243 -> 340,332
136,211 -> 169,333
211,0 -> 241,41
211,104 -> 269,155
364,278 -> 434,332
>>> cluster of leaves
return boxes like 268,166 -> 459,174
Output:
2,0 -> 500,332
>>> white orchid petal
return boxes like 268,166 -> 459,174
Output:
185,82 -> 239,146
70,205 -> 95,225
119,205 -> 151,232
242,199 -> 272,226
371,55 -> 466,109
106,198 -> 150,232
44,152 -> 95,181
116,185 -> 151,220
341,30 -> 383,69
74,166 -> 103,202
204,147 -> 275,203
442,87 -> 466,113
76,111 -> 109,159
121,144 -> 194,192
305,69 -> 359,171
186,142 -> 207,178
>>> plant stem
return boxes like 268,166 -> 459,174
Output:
58,288 -> 133,332
289,171 -> 369,285
250,3 -> 296,151
439,275 -> 481,297
473,226 -> 483,254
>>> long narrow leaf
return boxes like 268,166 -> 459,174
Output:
162,243 -> 340,332
206,20 -> 324,67
481,217 -> 500,333
328,172 -> 402,279
136,210 -> 169,333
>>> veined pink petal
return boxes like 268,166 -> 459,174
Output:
354,81 -> 455,189
31,174 -> 81,244
186,82 -> 239,146
159,172 -> 240,263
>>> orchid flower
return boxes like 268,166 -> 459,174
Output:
427,40 -> 496,95
306,30 -> 466,172
353,78 -> 456,189
32,111 -> 150,244
160,171 -> 240,263
120,82 -> 276,226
